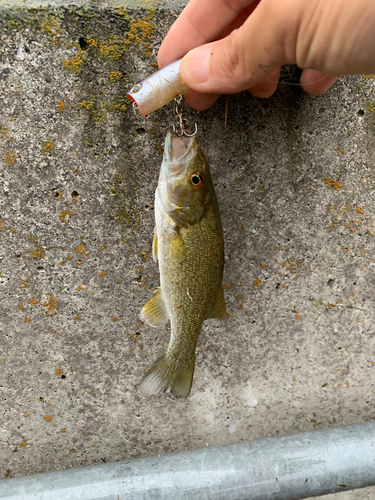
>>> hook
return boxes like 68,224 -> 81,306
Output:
173,95 -> 197,137
132,101 -> 139,117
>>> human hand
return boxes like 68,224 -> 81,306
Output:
158,0 -> 375,110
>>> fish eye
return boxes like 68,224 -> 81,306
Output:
131,84 -> 142,94
190,172 -> 203,188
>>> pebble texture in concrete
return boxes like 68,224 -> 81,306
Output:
0,2 -> 375,498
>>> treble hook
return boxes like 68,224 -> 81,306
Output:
132,101 -> 140,117
173,95 -> 198,137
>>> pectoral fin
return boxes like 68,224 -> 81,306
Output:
208,287 -> 228,320
140,287 -> 169,327
152,226 -> 158,263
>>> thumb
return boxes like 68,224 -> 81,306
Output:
180,1 -> 291,94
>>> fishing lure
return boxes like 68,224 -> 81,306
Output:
126,59 -> 189,116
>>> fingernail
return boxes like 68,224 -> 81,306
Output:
181,46 -> 212,84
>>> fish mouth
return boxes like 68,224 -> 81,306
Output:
164,132 -> 198,166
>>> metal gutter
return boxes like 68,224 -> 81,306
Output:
1,421 -> 375,500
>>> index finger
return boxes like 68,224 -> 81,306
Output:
158,0 -> 259,68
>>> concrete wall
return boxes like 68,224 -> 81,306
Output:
0,1 -> 375,498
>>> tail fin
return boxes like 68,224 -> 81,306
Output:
137,353 -> 195,399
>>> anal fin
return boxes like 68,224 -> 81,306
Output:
208,287 -> 228,320
140,287 -> 169,327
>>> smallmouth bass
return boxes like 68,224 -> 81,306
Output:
138,131 -> 227,399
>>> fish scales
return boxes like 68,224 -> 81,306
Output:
138,132 -> 227,398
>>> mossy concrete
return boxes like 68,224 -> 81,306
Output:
0,2 -> 375,499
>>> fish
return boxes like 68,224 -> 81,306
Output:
126,59 -> 189,116
138,131 -> 227,398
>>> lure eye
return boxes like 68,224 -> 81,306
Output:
131,84 -> 142,94
190,173 -> 203,188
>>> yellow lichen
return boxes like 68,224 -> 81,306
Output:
41,17 -> 59,36
106,37 -> 129,58
366,101 -> 375,115
62,49 -> 84,74
85,9 -> 156,64
0,126 -> 9,138
322,178 -> 342,190
75,244 -> 86,254
86,37 -> 99,48
92,112 -> 106,122
20,278 -> 29,289
42,140 -> 54,154
3,150 -> 17,165
109,71 -> 123,81
44,294 -> 59,316
104,98 -> 128,113
79,100 -> 94,111
30,247 -> 45,260
127,14 -> 155,54
58,100 -> 65,113
79,97 -> 107,121
60,209 -> 75,224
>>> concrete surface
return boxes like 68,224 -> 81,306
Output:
0,1 -> 375,498
0,0 -> 186,11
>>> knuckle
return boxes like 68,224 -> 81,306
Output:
223,29 -> 253,89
